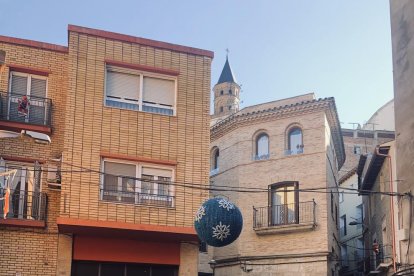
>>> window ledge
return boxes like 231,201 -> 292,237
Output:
254,222 -> 316,235
0,218 -> 46,228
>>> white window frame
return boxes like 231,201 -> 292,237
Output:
100,158 -> 175,206
104,65 -> 177,116
8,71 -> 48,123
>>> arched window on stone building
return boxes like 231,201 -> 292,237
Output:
210,147 -> 220,176
255,133 -> 269,160
286,127 -> 303,155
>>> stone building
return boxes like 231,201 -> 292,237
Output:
390,0 -> 414,274
203,59 -> 346,276
357,141 -> 398,275
0,25 -> 213,276
338,105 -> 395,276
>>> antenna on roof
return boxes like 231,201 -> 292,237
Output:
225,48 -> 229,59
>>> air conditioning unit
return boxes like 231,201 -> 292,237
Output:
47,163 -> 61,190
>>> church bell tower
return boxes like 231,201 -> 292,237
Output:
213,54 -> 240,118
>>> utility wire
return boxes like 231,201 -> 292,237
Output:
0,160 -> 409,197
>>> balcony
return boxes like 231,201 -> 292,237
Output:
253,200 -> 316,235
364,245 -> 393,274
58,171 -> 206,242
0,92 -> 52,134
100,189 -> 175,207
0,188 -> 47,228
284,147 -> 304,156
253,154 -> 270,161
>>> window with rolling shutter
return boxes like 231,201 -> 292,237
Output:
104,65 -> 176,115
9,72 -> 48,124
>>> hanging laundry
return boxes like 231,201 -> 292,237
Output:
2,187 -> 10,219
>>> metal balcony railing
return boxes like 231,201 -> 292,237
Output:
363,244 -> 393,273
61,172 -> 209,229
100,188 -> 175,207
253,154 -> 270,161
284,147 -> 304,156
0,188 -> 47,221
0,92 -> 52,127
253,200 -> 316,229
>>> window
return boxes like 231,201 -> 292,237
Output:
72,261 -> 178,276
228,89 -> 232,95
8,71 -> 48,124
341,245 -> 348,266
269,182 -> 298,225
255,133 -> 269,160
287,127 -> 303,155
335,205 -> 339,229
101,159 -> 174,206
228,105 -> 232,110
356,204 -> 363,228
105,65 -> 176,116
210,147 -> 220,175
339,191 -> 344,203
220,90 -> 224,95
353,146 -> 361,155
340,215 -> 347,236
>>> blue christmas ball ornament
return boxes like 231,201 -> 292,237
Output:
194,197 -> 243,247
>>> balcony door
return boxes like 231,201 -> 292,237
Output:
8,72 -> 47,125
269,182 -> 298,225
0,160 -> 41,219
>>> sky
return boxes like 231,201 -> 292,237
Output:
0,0 -> 394,128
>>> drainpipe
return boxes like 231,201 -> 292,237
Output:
375,146 -> 397,273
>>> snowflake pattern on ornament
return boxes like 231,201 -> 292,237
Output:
218,198 -> 235,211
195,205 -> 206,222
212,222 -> 231,241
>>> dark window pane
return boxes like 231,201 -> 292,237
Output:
71,262 -> 99,276
101,263 -> 125,276
126,264 -> 151,276
151,266 -> 178,276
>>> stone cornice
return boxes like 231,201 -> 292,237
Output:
211,97 -> 346,169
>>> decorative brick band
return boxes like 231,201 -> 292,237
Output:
69,24 -> 214,58
8,64 -> 50,76
105,59 -> 180,76
101,152 -> 178,166
0,35 -> 68,53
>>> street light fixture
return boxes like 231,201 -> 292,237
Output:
209,259 -> 216,276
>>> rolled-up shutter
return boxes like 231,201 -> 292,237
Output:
141,167 -> 172,178
11,74 -> 27,95
142,77 -> 175,106
106,71 -> 140,101
30,78 -> 47,98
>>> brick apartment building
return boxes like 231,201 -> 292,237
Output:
200,58 -> 346,275
0,25 -> 213,276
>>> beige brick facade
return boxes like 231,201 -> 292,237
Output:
0,25 -> 212,276
0,38 -> 67,275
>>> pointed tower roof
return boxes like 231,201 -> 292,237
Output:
217,57 -> 237,84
